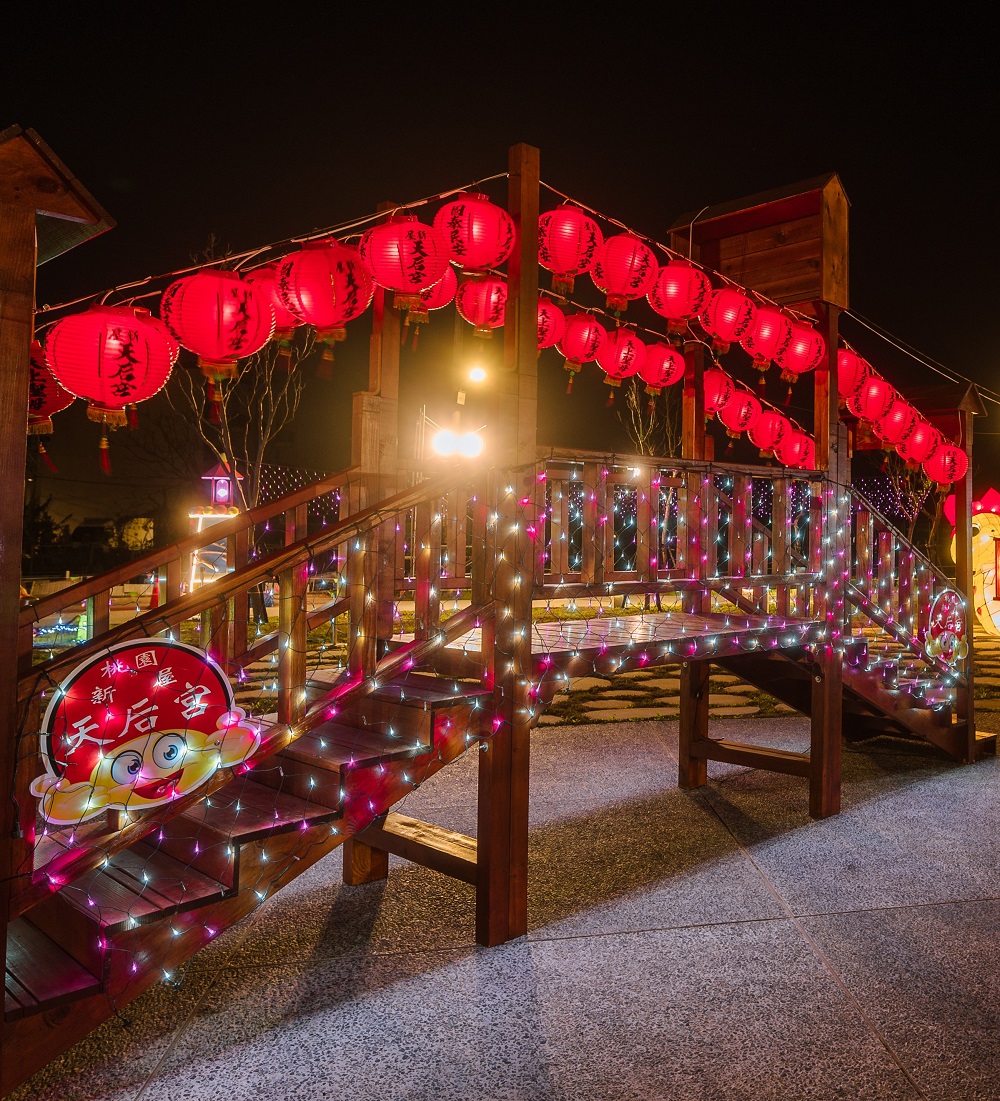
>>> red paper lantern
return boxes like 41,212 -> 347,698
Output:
703,367 -> 734,416
161,269 -> 273,380
244,264 -> 303,368
538,205 -> 603,296
455,277 -> 507,338
748,410 -> 790,457
45,305 -> 179,424
639,343 -> 685,396
433,193 -> 515,274
274,239 -> 375,351
924,444 -> 969,485
557,313 -> 606,392
718,389 -> 762,438
647,260 -> 712,336
837,347 -> 871,398
775,428 -> 814,468
896,420 -> 941,466
700,288 -> 755,353
776,320 -> 826,383
597,328 -> 645,402
405,265 -> 458,331
847,376 -> 897,422
874,401 -> 918,445
590,233 -> 658,313
28,339 -> 74,434
740,306 -> 792,381
537,298 -> 567,350
358,214 -> 449,310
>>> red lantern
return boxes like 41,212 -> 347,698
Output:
639,343 -> 685,397
597,328 -> 645,404
405,265 -> 458,335
28,339 -> 74,434
748,410 -> 790,457
718,389 -> 762,438
847,376 -> 897,422
538,205 -> 603,296
874,401 -> 918,445
700,288 -> 755,354
647,260 -> 712,337
160,269 -> 273,380
537,298 -> 567,350
557,313 -> 606,392
274,239 -> 375,352
924,444 -> 969,485
244,263 -> 303,368
897,420 -> 941,466
775,429 -> 814,468
455,277 -> 506,338
590,233 -> 658,313
703,367 -> 734,417
776,320 -> 826,384
358,214 -> 449,311
740,306 -> 792,383
837,347 -> 871,398
433,193 -> 515,275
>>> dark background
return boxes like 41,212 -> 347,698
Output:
6,9 -> 998,537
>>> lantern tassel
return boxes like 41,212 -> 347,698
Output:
566,375 -> 575,395
725,438 -> 735,456
99,434 -> 111,476
784,385 -> 794,406
606,390 -> 615,408
206,381 -> 222,425
128,404 -> 139,431
38,441 -> 58,473
647,399 -> 655,416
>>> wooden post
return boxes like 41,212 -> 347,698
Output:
580,461 -> 605,587
810,643 -> 842,818
954,405 -> 976,761
413,499 -> 441,640
678,659 -> 709,789
278,503 -> 308,726
477,144 -> 538,947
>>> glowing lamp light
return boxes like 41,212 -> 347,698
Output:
776,320 -> 826,383
847,375 -> 897,422
557,313 -> 606,392
468,365 -> 488,384
837,347 -> 871,398
700,288 -> 756,353
924,443 -> 969,485
538,205 -> 603,296
874,401 -> 918,445
27,340 -> 74,435
703,366 -> 734,416
896,420 -> 941,466
639,343 -> 685,397
537,297 -> 567,350
432,428 -> 483,458
455,277 -> 507,338
740,306 -> 792,382
358,215 -> 449,311
748,409 -> 790,457
433,193 -> 515,274
647,260 -> 712,336
596,328 -> 646,403
718,389 -> 762,438
590,233 -> 658,313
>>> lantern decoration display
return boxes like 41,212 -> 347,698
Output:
647,259 -> 712,338
639,343 -> 685,398
433,193 -> 515,275
847,375 -> 897,423
358,214 -> 450,313
775,320 -> 826,388
897,420 -> 941,467
556,312 -> 606,393
244,262 -> 303,366
748,409 -> 790,458
28,339 -> 74,434
538,205 -> 604,296
596,327 -> 645,404
775,428 -> 814,469
274,239 -> 375,357
700,287 -> 755,354
924,443 -> 969,485
160,270 -> 272,381
718,388 -> 762,438
740,305 -> 792,385
589,233 -> 658,313
404,264 -> 458,345
703,366 -> 735,418
837,347 -> 871,399
455,277 -> 507,338
874,401 -> 918,446
537,297 -> 567,350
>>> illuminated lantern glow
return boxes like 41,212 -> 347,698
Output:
718,389 -> 762,438
748,409 -> 790,457
874,401 -> 918,445
28,340 -> 74,434
647,260 -> 712,337
538,205 -> 603,297
404,264 -> 458,334
358,214 -> 449,311
596,328 -> 645,404
775,428 -> 814,468
590,233 -> 658,313
244,263 -> 302,343
537,297 -> 567,350
897,420 -> 941,466
776,320 -> 826,384
924,443 -> 969,485
455,277 -> 507,338
847,375 -> 897,422
160,269 -> 272,381
433,193 -> 515,275
274,239 -> 375,352
639,343 -> 685,397
837,347 -> 871,398
703,367 -> 735,417
700,288 -> 756,354
740,305 -> 792,383
557,313 -> 606,392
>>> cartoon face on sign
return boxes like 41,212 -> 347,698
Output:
30,639 -> 260,826
923,589 -> 968,666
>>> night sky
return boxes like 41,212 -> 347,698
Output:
6,12 -> 998,529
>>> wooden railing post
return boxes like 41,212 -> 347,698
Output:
277,503 -> 309,725
348,531 -> 377,681
228,526 -> 250,665
580,461 -> 605,588
87,588 -> 110,642
414,499 -> 442,641
772,477 -> 791,617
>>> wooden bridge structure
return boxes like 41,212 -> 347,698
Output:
0,139 -> 986,1094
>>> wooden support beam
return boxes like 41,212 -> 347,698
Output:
689,738 -> 812,778
953,404 -> 976,761
809,643 -> 843,818
342,835 -> 389,885
678,659 -> 709,789
414,498 -> 441,640
355,812 -> 478,885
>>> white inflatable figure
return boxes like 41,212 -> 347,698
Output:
946,488 -> 1000,637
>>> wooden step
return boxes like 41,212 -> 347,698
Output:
283,721 -> 430,770
4,917 -> 101,1021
